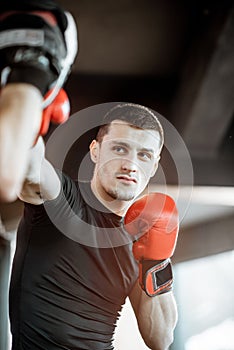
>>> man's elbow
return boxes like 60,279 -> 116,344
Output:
144,331 -> 174,350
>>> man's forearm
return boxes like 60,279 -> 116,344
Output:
0,83 -> 42,202
130,283 -> 178,350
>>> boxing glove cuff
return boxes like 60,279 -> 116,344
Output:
140,258 -> 173,297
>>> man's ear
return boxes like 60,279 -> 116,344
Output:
150,156 -> 160,178
89,140 -> 99,163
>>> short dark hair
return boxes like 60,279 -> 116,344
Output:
96,103 -> 164,151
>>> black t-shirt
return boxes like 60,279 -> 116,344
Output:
9,173 -> 138,350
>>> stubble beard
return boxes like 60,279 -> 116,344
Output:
104,183 -> 136,201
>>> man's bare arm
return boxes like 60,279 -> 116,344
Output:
0,8 -> 77,203
0,83 -> 43,202
129,282 -> 178,350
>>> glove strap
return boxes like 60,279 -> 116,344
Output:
139,258 -> 173,297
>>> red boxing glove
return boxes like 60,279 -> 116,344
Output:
39,88 -> 70,136
124,193 -> 179,296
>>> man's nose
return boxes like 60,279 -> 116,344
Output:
121,156 -> 138,172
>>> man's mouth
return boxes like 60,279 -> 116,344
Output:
116,175 -> 137,184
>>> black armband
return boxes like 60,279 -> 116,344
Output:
140,258 -> 173,297
1,59 -> 56,96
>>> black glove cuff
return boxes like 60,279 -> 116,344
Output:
141,259 -> 173,297
3,65 -> 55,96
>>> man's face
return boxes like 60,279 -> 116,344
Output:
90,120 -> 161,202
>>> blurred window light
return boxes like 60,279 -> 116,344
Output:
185,318 -> 234,350
151,185 -> 234,207
174,250 -> 234,350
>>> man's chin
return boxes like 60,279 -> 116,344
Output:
109,190 -> 136,202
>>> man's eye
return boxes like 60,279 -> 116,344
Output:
138,152 -> 152,160
113,146 -> 127,154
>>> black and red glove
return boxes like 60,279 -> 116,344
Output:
0,2 -> 78,136
124,193 -> 179,296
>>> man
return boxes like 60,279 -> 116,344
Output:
0,1 -> 178,348
9,103 -> 179,350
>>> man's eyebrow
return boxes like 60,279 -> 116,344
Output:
110,141 -> 130,148
110,141 -> 155,154
139,147 -> 155,154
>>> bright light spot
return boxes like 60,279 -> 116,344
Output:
151,185 -> 234,207
185,318 -> 234,350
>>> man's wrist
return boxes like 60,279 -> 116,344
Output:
3,63 -> 55,96
139,258 -> 173,297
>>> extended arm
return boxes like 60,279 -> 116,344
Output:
0,83 -> 43,201
0,82 -> 65,203
0,3 -> 77,202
